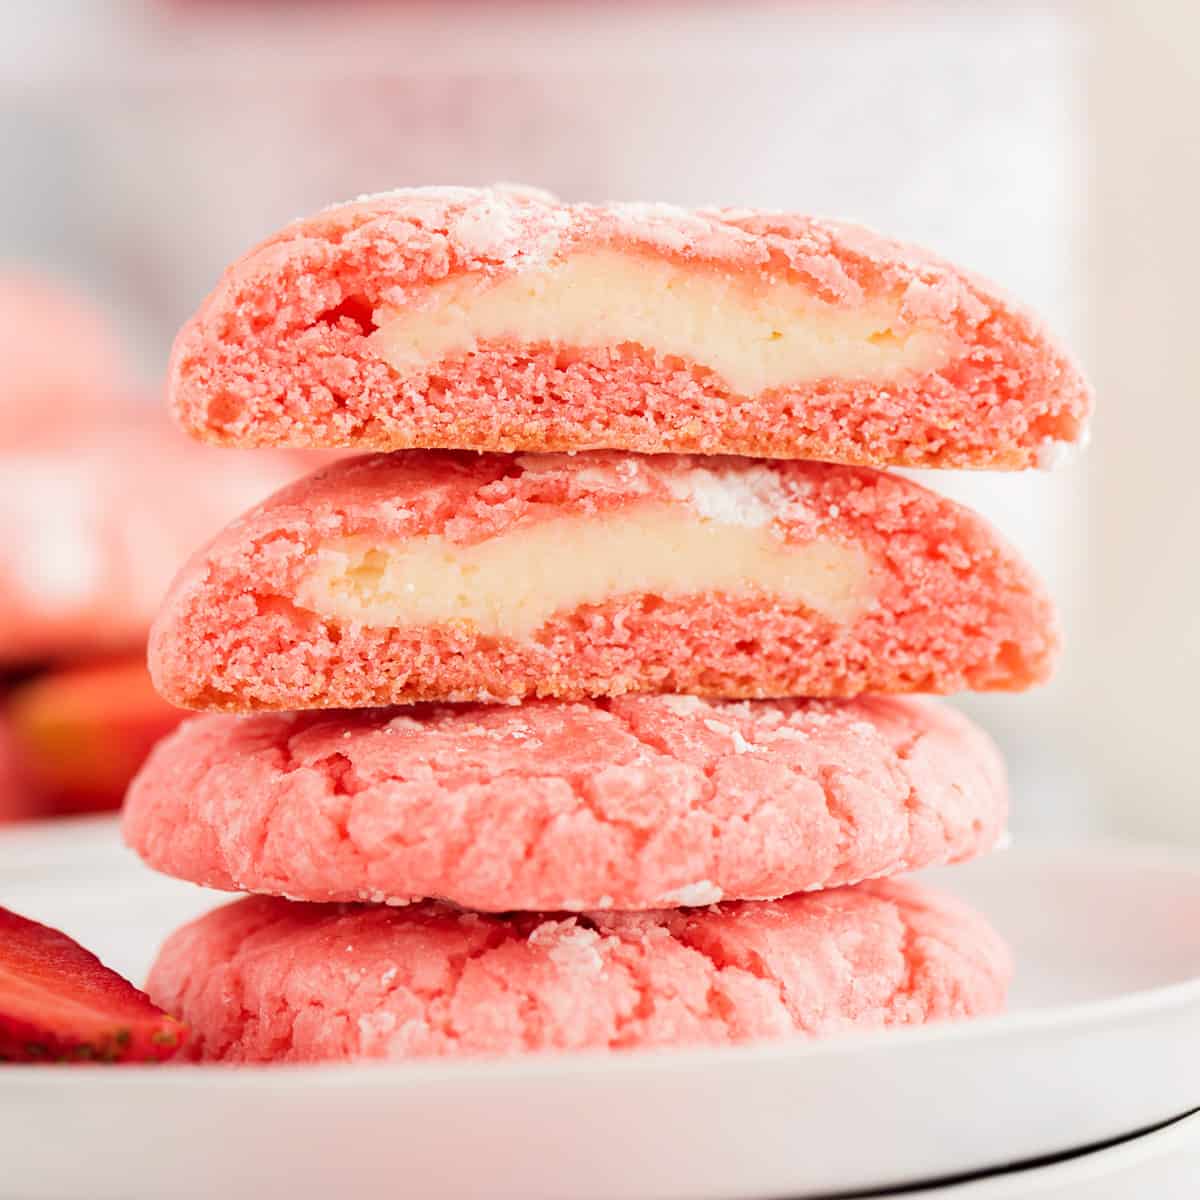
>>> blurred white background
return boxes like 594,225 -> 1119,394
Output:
0,1 -> 1195,842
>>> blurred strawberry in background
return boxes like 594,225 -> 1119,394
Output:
0,715 -> 38,823
0,270 -> 318,822
7,659 -> 185,816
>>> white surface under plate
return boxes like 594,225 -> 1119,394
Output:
1,819 -> 1199,1200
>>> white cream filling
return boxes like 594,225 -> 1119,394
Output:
369,249 -> 948,395
295,504 -> 872,639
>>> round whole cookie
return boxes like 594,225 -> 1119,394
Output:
148,880 -> 1012,1063
123,694 -> 1007,912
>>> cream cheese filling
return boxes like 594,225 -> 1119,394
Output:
295,504 -> 872,639
369,249 -> 947,395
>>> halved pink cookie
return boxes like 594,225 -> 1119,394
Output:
0,425 -> 310,666
123,694 -> 1006,912
148,450 -> 1058,711
147,880 -> 1011,1062
169,186 -> 1090,469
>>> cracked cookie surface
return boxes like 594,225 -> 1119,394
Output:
147,878 -> 1011,1061
122,694 -> 1006,912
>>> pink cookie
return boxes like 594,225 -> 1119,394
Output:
0,273 -> 132,449
122,694 -> 1006,912
169,186 -> 1090,470
0,425 -> 312,666
148,450 -> 1058,711
147,879 -> 1011,1063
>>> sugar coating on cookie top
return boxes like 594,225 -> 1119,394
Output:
168,186 -> 1091,469
148,450 -> 1059,711
122,693 -> 1007,912
146,879 -> 1012,1062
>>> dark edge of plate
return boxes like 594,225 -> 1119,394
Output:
778,1107 -> 1200,1199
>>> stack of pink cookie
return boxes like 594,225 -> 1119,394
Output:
123,187 -> 1090,1063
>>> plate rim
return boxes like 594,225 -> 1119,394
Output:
2,832 -> 1199,1091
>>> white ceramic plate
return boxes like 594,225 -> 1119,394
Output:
1,820 -> 1199,1200
900,1109 -> 1200,1198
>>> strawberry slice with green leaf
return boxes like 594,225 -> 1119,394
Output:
0,907 -> 186,1063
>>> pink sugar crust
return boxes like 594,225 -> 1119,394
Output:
0,424 -> 312,666
148,450 -> 1059,711
146,879 -> 1012,1062
122,694 -> 1007,912
169,185 -> 1091,470
0,273 -> 131,449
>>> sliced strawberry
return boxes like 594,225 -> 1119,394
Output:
0,907 -> 186,1063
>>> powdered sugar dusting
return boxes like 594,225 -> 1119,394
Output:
609,201 -> 708,253
660,463 -> 787,527
658,881 -> 724,907
529,920 -> 605,974
357,1010 -> 398,1044
451,193 -> 569,266
1035,437 -> 1077,471
514,453 -> 642,492
451,204 -> 524,259
346,185 -> 481,208
730,729 -> 759,755
658,694 -> 707,716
